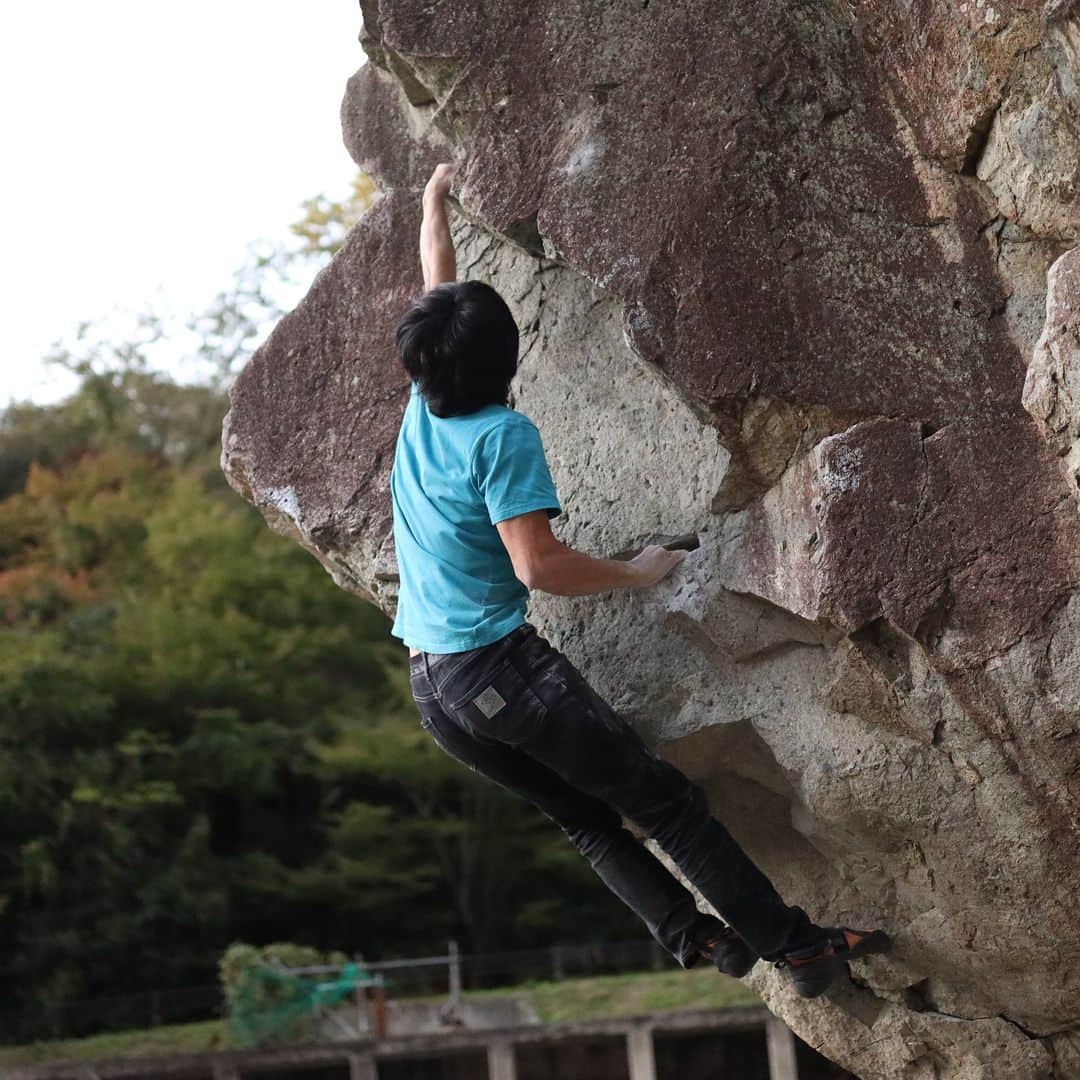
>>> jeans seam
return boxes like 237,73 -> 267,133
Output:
525,648 -> 571,691
435,647 -> 488,688
435,626 -> 533,706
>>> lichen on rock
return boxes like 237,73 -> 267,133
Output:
222,2 -> 1080,1075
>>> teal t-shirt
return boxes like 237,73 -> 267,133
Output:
389,381 -> 562,652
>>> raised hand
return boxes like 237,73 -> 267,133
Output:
423,162 -> 459,206
420,163 -> 459,288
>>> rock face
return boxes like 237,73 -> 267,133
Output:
221,2 -> 1080,1075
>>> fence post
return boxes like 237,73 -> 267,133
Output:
371,984 -> 388,1038
551,944 -> 564,981
354,953 -> 366,1035
449,939 -> 462,1003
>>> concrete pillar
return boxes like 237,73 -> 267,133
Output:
627,1025 -> 657,1080
488,1038 -> 517,1080
766,1015 -> 800,1080
348,1052 -> 379,1080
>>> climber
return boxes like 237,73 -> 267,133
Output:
389,161 -> 892,999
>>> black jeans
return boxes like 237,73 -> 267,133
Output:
408,621 -> 823,965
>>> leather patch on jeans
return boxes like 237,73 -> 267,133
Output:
473,684 -> 507,719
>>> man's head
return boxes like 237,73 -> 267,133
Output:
395,280 -> 519,417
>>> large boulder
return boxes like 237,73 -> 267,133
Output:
222,2 -> 1080,1075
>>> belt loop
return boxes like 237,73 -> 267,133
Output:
422,650 -> 432,684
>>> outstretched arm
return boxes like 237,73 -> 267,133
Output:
496,511 -> 687,595
421,163 -> 458,290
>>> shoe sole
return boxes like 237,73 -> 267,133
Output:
791,929 -> 892,999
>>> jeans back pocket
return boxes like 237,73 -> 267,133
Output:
446,657 -> 547,745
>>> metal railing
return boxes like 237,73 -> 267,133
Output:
0,937 -> 674,1045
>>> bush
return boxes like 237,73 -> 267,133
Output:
219,941 -> 350,1048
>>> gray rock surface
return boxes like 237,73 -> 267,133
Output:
222,3 -> 1080,1075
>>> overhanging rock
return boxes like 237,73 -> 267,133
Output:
223,3 -> 1080,1075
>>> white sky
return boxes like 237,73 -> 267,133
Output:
1,2 -> 366,406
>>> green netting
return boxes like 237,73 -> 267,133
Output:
228,960 -> 386,1049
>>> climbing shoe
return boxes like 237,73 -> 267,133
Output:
695,922 -> 759,979
773,926 -> 892,999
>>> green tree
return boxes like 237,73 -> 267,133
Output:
0,169 -> 639,1041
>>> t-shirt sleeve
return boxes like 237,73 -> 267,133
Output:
470,417 -> 562,526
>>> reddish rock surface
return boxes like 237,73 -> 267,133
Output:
223,2 -> 1080,1075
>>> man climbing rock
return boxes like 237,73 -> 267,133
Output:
391,162 -> 891,999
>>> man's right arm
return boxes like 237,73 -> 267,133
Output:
420,163 -> 458,290
496,510 -> 686,596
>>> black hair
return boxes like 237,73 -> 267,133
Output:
394,280 -> 520,417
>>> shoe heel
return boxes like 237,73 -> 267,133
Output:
781,927 -> 891,999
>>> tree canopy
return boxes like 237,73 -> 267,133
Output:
0,172 -> 638,1042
